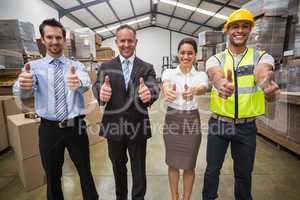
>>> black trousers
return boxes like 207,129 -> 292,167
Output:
202,117 -> 257,200
108,138 -> 147,200
39,118 -> 98,200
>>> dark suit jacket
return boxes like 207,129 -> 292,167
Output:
92,56 -> 160,142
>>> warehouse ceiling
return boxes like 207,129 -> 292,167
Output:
41,0 -> 250,40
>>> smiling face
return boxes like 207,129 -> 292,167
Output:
178,43 -> 196,68
115,28 -> 137,59
41,25 -> 65,57
227,20 -> 252,47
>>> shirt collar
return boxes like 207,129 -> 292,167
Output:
45,54 -> 67,64
227,47 -> 248,57
119,54 -> 135,64
175,65 -> 197,76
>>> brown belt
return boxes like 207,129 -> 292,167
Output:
211,113 -> 256,124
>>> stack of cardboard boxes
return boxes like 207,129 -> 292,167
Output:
197,31 -> 225,71
0,20 -> 40,56
74,28 -> 96,59
0,95 -> 32,151
7,114 -> 45,191
245,0 -> 300,155
2,83 -> 103,191
294,0 -> 300,58
64,28 -> 76,59
0,49 -> 24,69
0,96 -> 15,151
243,0 -> 291,62
242,0 -> 289,17
0,69 -> 21,95
83,88 -> 104,145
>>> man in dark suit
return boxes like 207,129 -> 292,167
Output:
93,25 -> 160,200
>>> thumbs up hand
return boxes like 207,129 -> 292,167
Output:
100,75 -> 112,102
182,83 -> 194,101
67,65 -> 81,91
260,71 -> 280,102
19,63 -> 34,91
138,77 -> 152,103
217,69 -> 234,99
163,82 -> 177,103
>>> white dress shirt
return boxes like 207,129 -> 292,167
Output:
162,65 -> 208,111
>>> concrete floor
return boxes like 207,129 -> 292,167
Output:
1,96 -> 300,200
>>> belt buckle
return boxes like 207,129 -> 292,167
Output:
58,120 -> 67,128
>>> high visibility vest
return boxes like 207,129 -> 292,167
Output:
210,48 -> 266,119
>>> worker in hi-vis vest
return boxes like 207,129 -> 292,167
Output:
202,9 -> 280,200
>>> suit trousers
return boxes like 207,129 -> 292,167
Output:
202,117 -> 256,200
38,117 -> 98,200
108,138 -> 147,200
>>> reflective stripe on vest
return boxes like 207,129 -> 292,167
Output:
210,48 -> 266,119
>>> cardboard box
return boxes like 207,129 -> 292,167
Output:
242,0 -> 290,17
83,89 -> 103,126
88,69 -> 97,85
198,46 -> 215,61
15,154 -> 45,191
83,89 -> 103,145
0,96 -> 15,150
3,96 -> 22,115
264,102 -> 289,136
216,43 -> 226,53
294,25 -> 300,58
0,19 -> 40,55
6,113 -> 45,191
198,31 -> 224,46
2,95 -> 34,115
74,28 -> 96,59
7,114 -> 40,160
0,100 -> 9,151
0,49 -> 24,68
96,47 -> 115,60
87,123 -> 103,145
247,16 -> 287,62
288,103 -> 300,144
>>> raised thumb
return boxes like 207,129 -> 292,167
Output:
184,83 -> 188,91
24,63 -> 31,72
172,84 -> 176,91
70,65 -> 76,74
104,75 -> 110,85
140,77 -> 145,87
227,69 -> 232,83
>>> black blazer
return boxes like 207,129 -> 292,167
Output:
92,56 -> 160,142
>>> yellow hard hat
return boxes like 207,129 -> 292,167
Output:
224,9 -> 255,32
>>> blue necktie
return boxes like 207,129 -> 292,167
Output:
123,59 -> 130,90
53,59 -> 68,121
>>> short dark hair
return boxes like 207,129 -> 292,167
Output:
177,37 -> 198,54
116,24 -> 136,37
39,18 -> 66,39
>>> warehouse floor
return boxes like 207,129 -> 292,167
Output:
1,97 -> 300,200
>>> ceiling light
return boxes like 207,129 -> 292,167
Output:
96,16 -> 150,34
160,0 -> 228,20
153,0 -> 159,4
